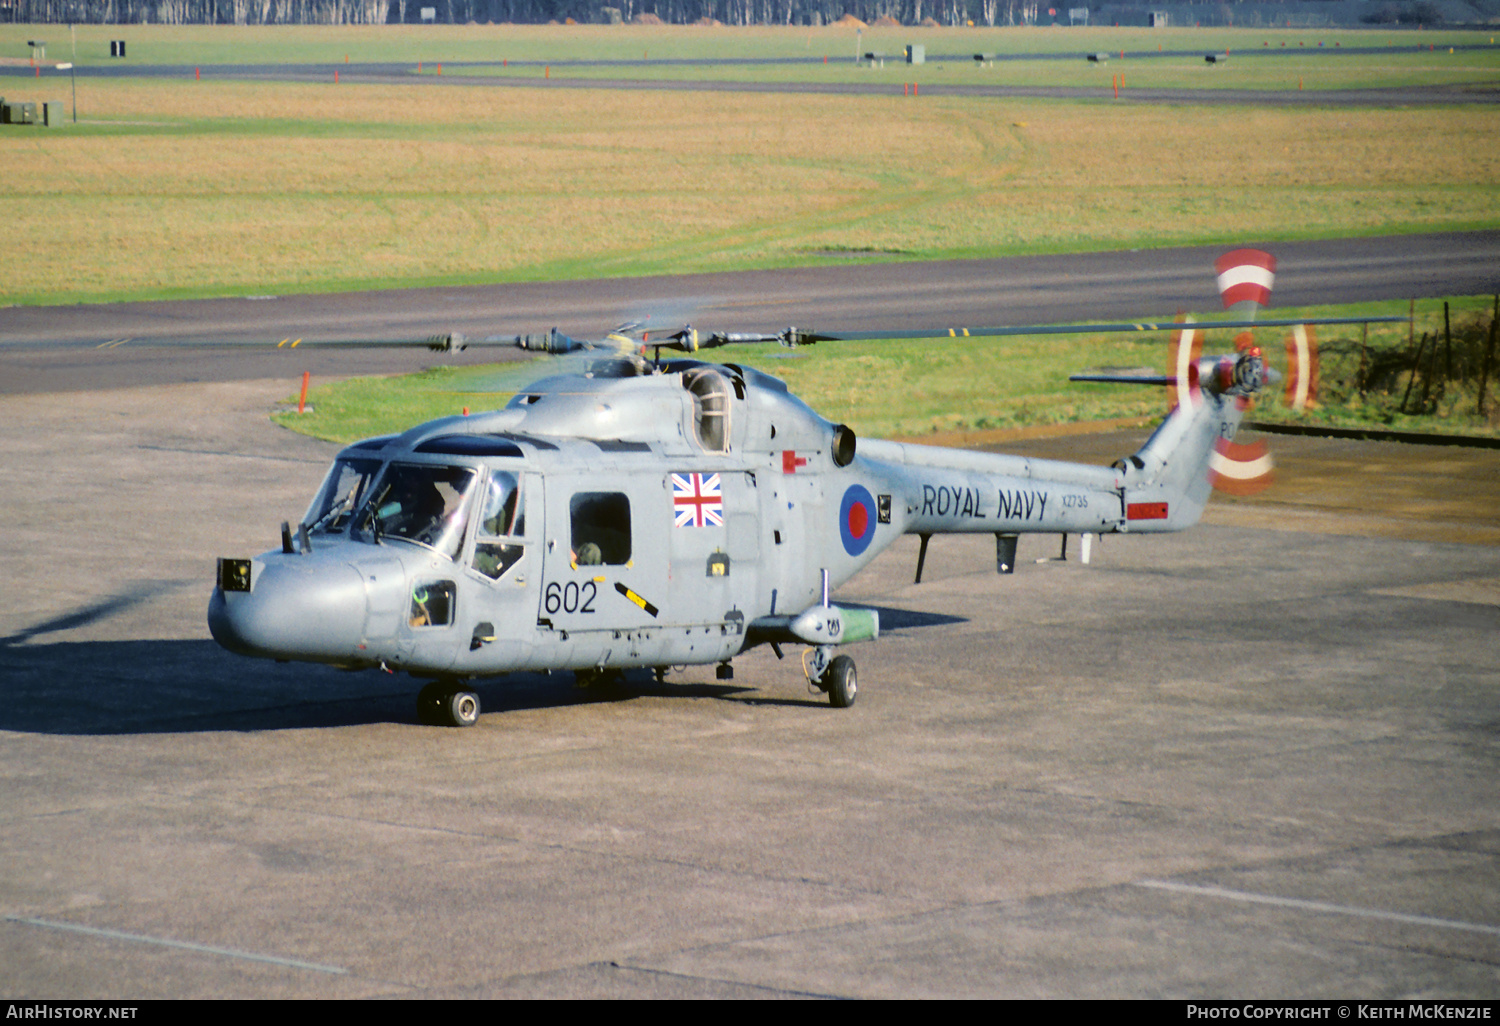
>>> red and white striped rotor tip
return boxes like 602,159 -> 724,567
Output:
1210,437 -> 1274,495
1207,251 -> 1281,494
1214,249 -> 1276,313
1284,324 -> 1318,413
1168,322 -> 1203,413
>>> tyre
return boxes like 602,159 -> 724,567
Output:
416,681 -> 448,725
824,655 -> 857,709
445,689 -> 480,728
417,681 -> 480,727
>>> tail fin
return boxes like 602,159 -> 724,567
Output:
1116,349 -> 1264,532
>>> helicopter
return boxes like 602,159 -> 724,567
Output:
206,251 -> 1401,727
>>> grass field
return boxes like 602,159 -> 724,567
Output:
5,23 -> 1497,66
6,23 -> 1499,92
3,25 -> 1496,439
2,72 -> 1496,306
273,296 -> 1500,444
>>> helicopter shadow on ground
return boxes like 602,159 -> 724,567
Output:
0,637 -> 738,735
0,605 -> 967,735
850,604 -> 967,633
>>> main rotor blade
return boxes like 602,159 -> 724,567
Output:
82,316 -> 1406,353
91,330 -> 622,354
780,316 -> 1406,346
92,332 -> 506,351
1069,373 -> 1176,385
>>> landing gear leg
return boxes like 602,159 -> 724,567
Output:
417,680 -> 481,728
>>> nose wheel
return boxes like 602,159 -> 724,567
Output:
417,680 -> 480,727
821,655 -> 857,708
806,647 -> 858,709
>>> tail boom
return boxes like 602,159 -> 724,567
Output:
860,440 -> 1124,536
860,382 -> 1248,540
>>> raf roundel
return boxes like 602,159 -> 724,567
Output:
839,484 -> 877,556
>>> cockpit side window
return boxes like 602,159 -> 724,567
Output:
570,492 -> 631,566
304,457 -> 381,535
479,471 -> 523,538
359,464 -> 477,561
472,470 -> 525,581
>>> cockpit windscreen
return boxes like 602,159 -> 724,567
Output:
356,464 -> 478,560
304,457 -> 382,535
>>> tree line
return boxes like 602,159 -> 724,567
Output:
0,0 -> 1356,27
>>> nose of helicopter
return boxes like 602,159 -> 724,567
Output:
208,552 -> 373,664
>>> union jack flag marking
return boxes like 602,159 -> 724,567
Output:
672,473 -> 724,527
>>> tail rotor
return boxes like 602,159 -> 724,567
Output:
1201,249 -> 1318,496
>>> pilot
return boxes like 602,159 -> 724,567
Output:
576,541 -> 603,566
383,477 -> 447,540
481,474 -> 521,537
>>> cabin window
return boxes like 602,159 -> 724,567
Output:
570,492 -> 631,566
410,580 -> 456,627
472,470 -> 526,581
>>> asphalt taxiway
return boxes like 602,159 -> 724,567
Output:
4,231 -> 1498,393
8,53 -> 1499,107
0,367 -> 1496,997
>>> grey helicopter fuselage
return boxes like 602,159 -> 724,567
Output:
208,356 -> 1246,681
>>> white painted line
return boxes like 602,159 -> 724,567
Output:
1134,880 -> 1500,937
5,916 -> 348,974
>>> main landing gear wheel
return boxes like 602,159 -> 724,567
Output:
822,654 -> 857,709
417,681 -> 480,727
